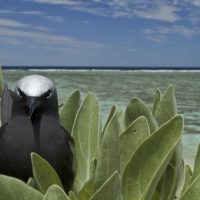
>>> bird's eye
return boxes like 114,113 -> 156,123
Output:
45,89 -> 52,99
17,88 -> 26,98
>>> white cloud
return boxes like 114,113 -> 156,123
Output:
19,11 -> 45,15
159,25 -> 199,38
0,10 -> 15,14
0,27 -> 107,50
191,0 -> 200,7
23,0 -> 180,22
44,15 -> 64,22
71,5 -> 108,17
145,34 -> 167,43
0,18 -> 30,28
0,9 -> 44,15
133,4 -> 179,22
21,0 -> 200,23
20,0 -> 200,25
0,36 -> 23,45
24,0 -> 81,6
0,9 -> 64,23
0,18 -> 51,33
142,25 -> 200,42
34,26 -> 50,31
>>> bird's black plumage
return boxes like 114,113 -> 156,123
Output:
0,75 -> 74,192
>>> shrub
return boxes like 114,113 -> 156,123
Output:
0,73 -> 199,199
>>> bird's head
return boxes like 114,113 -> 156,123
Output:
12,75 -> 58,118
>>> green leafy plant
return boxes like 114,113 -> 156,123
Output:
1,72 -> 200,200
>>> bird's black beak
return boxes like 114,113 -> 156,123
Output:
26,97 -> 41,118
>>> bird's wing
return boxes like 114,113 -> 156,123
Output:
1,85 -> 13,125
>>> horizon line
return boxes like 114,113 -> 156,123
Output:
1,65 -> 200,70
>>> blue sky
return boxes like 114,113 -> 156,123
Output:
0,0 -> 200,66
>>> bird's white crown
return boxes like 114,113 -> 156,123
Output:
15,75 -> 55,97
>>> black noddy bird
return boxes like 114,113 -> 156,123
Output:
0,75 -> 74,192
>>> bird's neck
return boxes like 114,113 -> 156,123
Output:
31,112 -> 42,153
31,110 -> 59,153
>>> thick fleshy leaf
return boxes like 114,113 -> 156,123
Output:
154,85 -> 177,126
119,116 -> 150,172
27,177 -> 37,189
89,171 -> 121,200
78,177 -> 94,200
0,66 -> 4,125
117,111 -> 126,135
191,143 -> 200,182
94,110 -> 120,191
125,98 -> 157,133
0,66 -> 4,97
156,143 -> 183,200
43,185 -> 69,200
78,158 -> 96,200
31,153 -> 63,194
69,191 -> 78,200
180,175 -> 200,200
155,85 -> 183,200
0,175 -> 43,200
178,147 -> 200,197
122,115 -> 183,200
101,105 -> 116,141
178,165 -> 192,197
1,84 -> 13,125
174,159 -> 185,198
184,165 -> 193,187
60,90 -> 81,133
72,93 -> 100,193
152,88 -> 162,117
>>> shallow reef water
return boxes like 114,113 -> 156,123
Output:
3,69 -> 200,165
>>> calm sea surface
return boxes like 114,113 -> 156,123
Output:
2,69 -> 200,165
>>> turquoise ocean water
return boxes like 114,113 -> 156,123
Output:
3,69 -> 200,165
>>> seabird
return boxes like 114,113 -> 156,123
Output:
0,75 -> 74,192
